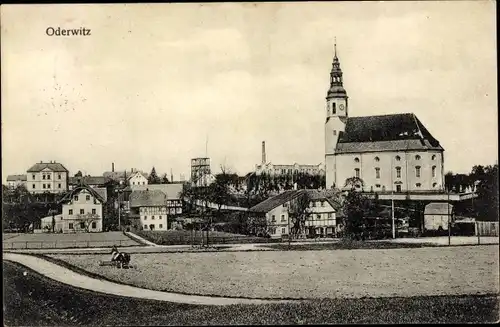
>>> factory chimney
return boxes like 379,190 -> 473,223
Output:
112,162 -> 115,172
262,141 -> 266,165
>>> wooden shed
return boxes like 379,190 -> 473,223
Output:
424,202 -> 454,231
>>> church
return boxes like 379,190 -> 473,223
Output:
324,45 -> 445,193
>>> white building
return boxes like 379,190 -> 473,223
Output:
129,190 -> 169,231
26,161 -> 69,194
128,170 -> 149,188
6,174 -> 27,189
249,189 -> 342,238
42,185 -> 107,233
324,44 -> 445,192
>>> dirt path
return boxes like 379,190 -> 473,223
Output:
3,253 -> 291,306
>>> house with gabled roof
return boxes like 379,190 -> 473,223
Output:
41,184 -> 107,233
249,189 -> 343,238
26,161 -> 69,194
128,170 -> 149,188
129,189 -> 169,231
69,176 -> 110,190
6,174 -> 27,189
324,44 -> 444,193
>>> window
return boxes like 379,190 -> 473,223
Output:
432,166 -> 437,178
332,102 -> 336,114
355,168 -> 360,178
133,182 -> 135,185
92,222 -> 96,228
86,195 -> 90,201
333,130 -> 337,136
144,225 -> 148,229
144,216 -> 147,220
281,215 -> 286,222
283,203 -> 288,208
375,184 -> 381,188
432,155 -> 436,160
375,167 -> 380,179
43,184 -> 46,189
47,184 -> 51,189
47,174 -> 51,180
32,184 -> 35,189
415,166 -> 421,178
321,201 -> 325,207
415,155 -> 421,160
74,196 -> 79,201
143,182 -> 145,185
58,174 -> 61,179
92,209 -> 96,215
317,214 -> 321,220
396,167 -> 401,178
80,209 -> 84,214
328,213 -> 332,218
152,216 -> 155,220
80,222 -> 85,229
159,224 -> 163,229
416,183 -> 421,188
32,174 -> 35,179
433,183 -> 437,188
281,227 -> 286,234
312,201 -> 316,207
58,183 -> 61,188
69,209 -> 73,215
272,215 -> 276,222
354,157 -> 360,163
374,156 -> 380,162
395,155 -> 401,161
43,174 -> 46,180
69,223 -> 74,229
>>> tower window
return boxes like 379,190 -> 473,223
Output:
375,167 -> 380,179
395,155 -> 401,161
354,168 -> 360,178
374,156 -> 380,162
432,155 -> 436,160
415,155 -> 421,160
332,103 -> 336,114
396,167 -> 402,178
354,157 -> 360,163
415,166 -> 421,178
432,166 -> 437,178
416,183 -> 421,188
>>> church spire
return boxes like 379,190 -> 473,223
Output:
327,39 -> 347,99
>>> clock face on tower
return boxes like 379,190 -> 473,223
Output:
339,104 -> 345,111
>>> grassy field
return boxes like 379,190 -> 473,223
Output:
136,230 -> 278,245
3,261 -> 498,325
259,239 -> 437,251
3,232 -> 139,249
49,245 -> 499,299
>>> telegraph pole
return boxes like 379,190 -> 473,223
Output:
391,158 -> 395,239
447,190 -> 451,246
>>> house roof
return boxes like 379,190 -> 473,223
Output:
335,113 -> 443,154
424,202 -> 454,215
7,174 -> 27,181
127,171 -> 148,180
124,183 -> 183,200
250,189 -> 343,214
129,190 -> 167,207
27,162 -> 69,173
69,176 -> 109,185
103,171 -> 127,180
59,184 -> 106,204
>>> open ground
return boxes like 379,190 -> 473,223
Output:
47,244 -> 499,300
2,231 -> 140,249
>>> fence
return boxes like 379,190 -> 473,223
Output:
2,239 -> 136,250
475,221 -> 499,237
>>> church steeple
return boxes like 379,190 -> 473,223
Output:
327,39 -> 347,99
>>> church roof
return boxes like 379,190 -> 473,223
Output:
335,113 -> 443,153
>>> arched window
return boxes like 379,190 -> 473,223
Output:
432,155 -> 436,160
332,102 -> 336,114
375,167 -> 380,179
432,166 -> 436,178
354,168 -> 360,178
395,155 -> 401,161
415,166 -> 421,178
432,182 -> 437,188
416,183 -> 421,188
374,156 -> 380,162
395,166 -> 401,178
415,155 -> 421,160
354,157 -> 360,163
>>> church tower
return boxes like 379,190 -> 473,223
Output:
325,41 -> 348,188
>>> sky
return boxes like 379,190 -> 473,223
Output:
1,2 -> 497,182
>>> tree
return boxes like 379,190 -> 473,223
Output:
161,173 -> 170,184
287,191 -> 311,238
75,212 -> 100,232
342,186 -> 370,240
344,177 -> 365,191
75,171 -> 83,177
148,167 -> 161,184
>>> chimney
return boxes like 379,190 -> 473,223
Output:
112,163 -> 115,172
262,141 -> 266,165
